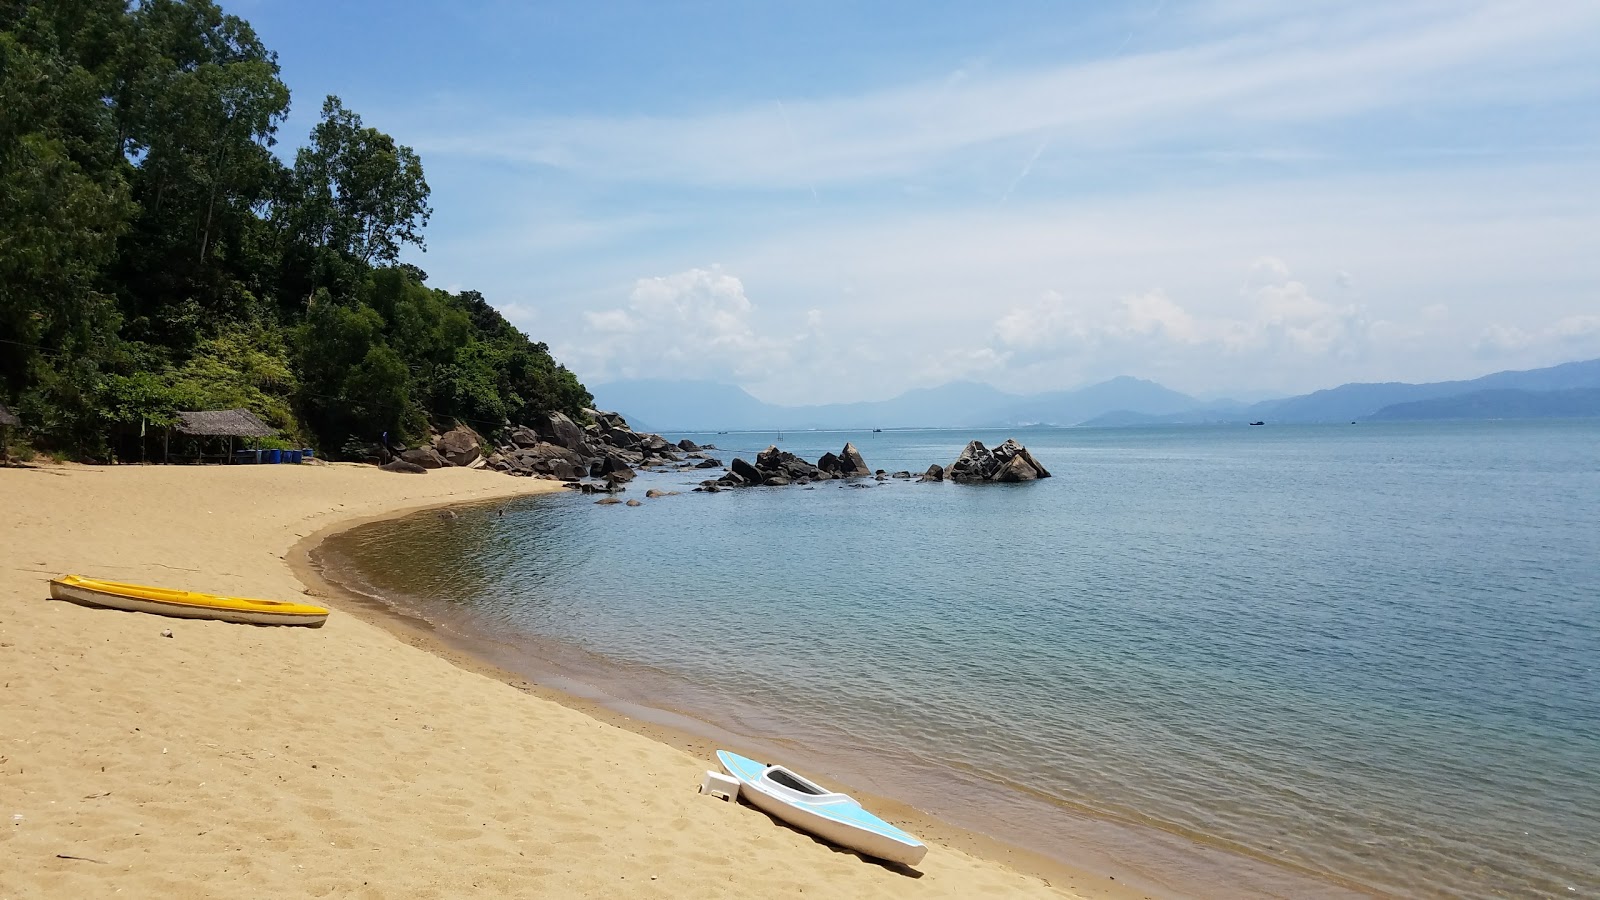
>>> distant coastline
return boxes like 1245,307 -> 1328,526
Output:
592,356 -> 1600,432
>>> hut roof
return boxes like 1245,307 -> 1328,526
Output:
0,402 -> 19,427
173,408 -> 274,438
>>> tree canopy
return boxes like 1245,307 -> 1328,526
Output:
0,0 -> 591,458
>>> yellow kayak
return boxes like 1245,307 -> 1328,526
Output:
49,574 -> 330,627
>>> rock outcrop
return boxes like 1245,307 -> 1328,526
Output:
400,447 -> 448,469
467,408 -> 680,484
948,439 -> 1051,483
433,424 -> 483,467
533,412 -> 590,455
817,442 -> 872,478
711,442 -> 875,489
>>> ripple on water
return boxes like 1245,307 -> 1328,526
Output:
327,422 -> 1600,899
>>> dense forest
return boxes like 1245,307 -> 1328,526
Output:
0,0 -> 591,459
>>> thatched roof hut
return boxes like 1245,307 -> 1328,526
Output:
173,409 -> 274,438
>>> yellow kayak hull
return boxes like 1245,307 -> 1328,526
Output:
50,575 -> 330,627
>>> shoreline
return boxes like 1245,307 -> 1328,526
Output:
303,491 -> 1378,900
290,493 -> 1153,900
0,461 -> 1101,898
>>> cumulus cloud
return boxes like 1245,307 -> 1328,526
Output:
1244,256 -> 1371,358
563,266 -> 806,384
1474,315 -> 1600,360
983,258 -> 1381,385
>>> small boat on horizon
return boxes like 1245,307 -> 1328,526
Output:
49,574 -> 330,626
1249,421 -> 1265,426
716,749 -> 927,867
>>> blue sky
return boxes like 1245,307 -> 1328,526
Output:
240,0 -> 1600,403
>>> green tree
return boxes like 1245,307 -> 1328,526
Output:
291,96 -> 431,268
0,1 -> 589,459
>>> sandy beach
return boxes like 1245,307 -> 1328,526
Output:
1,462 -> 1122,899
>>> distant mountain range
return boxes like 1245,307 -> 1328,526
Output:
589,358 -> 1600,432
1362,388 -> 1600,421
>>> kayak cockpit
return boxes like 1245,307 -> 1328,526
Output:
767,767 -> 826,794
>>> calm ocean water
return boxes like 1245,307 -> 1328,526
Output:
323,422 -> 1600,898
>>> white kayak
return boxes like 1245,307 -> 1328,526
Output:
717,750 -> 927,867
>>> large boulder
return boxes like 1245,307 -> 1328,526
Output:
755,445 -> 823,482
729,457 -> 763,485
676,438 -> 701,452
834,442 -> 871,477
532,411 -> 588,452
594,454 -> 635,482
604,428 -> 642,450
434,424 -> 483,466
920,463 -> 945,482
591,409 -> 629,431
547,460 -> 587,481
518,441 -> 586,465
948,439 -> 1050,483
400,447 -> 448,469
508,425 -> 541,448
380,459 -> 427,474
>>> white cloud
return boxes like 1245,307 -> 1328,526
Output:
561,266 -> 806,384
1474,315 -> 1600,361
1245,257 -> 1371,357
388,2 -> 1599,402
978,259 -> 1384,389
410,2 -> 1600,189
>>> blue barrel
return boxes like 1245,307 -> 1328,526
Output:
233,450 -> 257,464
267,449 -> 282,464
302,448 -> 316,460
287,450 -> 303,464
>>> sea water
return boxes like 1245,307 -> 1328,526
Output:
322,422 -> 1600,898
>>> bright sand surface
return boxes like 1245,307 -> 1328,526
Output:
1,462 -> 1123,899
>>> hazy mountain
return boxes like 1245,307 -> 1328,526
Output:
993,376 -> 1200,425
590,377 -> 1198,431
585,380 -> 776,433
1252,358 -> 1600,423
1077,407 -> 1250,427
593,358 -> 1600,431
1080,358 -> 1600,426
1364,388 -> 1600,421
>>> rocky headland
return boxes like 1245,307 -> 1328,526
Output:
369,409 -> 1050,494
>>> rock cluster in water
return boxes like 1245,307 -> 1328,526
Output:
375,413 -> 1050,494
697,442 -> 875,490
947,439 -> 1051,482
